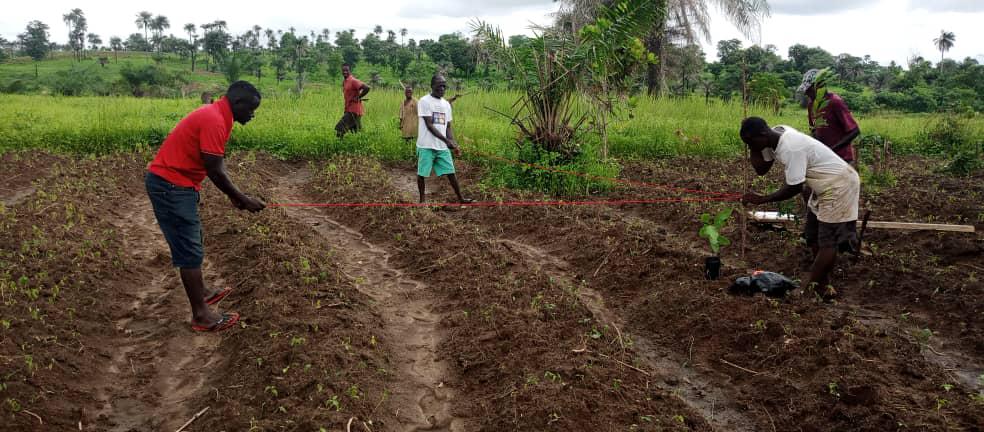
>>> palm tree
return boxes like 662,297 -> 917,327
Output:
62,8 -> 86,61
265,29 -> 277,50
135,11 -> 153,47
556,0 -> 770,95
933,30 -> 955,68
110,36 -> 123,62
184,23 -> 198,70
252,25 -> 263,49
87,33 -> 102,51
400,28 -> 408,46
151,15 -> 170,52
373,25 -> 383,36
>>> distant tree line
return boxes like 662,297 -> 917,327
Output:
2,7 -> 981,113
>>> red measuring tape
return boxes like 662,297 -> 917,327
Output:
267,146 -> 742,208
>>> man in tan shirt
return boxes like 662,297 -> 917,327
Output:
399,86 -> 418,143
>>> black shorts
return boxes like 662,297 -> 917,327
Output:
805,210 -> 857,252
335,112 -> 362,135
146,173 -> 204,269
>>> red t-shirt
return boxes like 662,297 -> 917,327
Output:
343,76 -> 366,116
148,97 -> 234,190
808,92 -> 858,162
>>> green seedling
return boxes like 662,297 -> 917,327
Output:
699,208 -> 732,256
347,384 -> 362,399
828,382 -> 840,397
5,398 -> 21,412
915,328 -> 933,347
325,395 -> 341,411
544,371 -> 561,383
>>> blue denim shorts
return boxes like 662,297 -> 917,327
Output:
145,172 -> 204,269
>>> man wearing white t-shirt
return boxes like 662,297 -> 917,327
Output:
416,74 -> 472,204
739,117 -> 860,300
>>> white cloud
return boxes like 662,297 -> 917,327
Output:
704,0 -> 984,66
398,0 -> 554,19
766,0 -> 874,15
908,0 -> 984,13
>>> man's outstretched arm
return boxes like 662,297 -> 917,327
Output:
203,154 -> 264,212
743,182 -> 804,205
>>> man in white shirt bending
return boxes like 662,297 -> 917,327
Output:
416,74 -> 473,204
740,117 -> 860,300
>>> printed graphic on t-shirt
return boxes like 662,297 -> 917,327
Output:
431,112 -> 446,125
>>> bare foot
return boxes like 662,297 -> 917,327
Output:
192,310 -> 225,328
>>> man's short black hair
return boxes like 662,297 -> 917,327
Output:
740,116 -> 770,137
431,74 -> 445,87
342,63 -> 351,69
227,81 -> 260,103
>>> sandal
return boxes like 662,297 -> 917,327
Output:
192,312 -> 240,332
204,287 -> 233,305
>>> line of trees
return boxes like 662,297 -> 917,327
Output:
2,8 -> 492,93
2,7 -> 982,113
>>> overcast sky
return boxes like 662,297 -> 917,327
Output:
2,0 -> 982,67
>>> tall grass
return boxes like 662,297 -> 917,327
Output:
1,89 -> 980,161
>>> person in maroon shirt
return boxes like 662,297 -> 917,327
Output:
799,69 -> 861,164
146,81 -> 265,332
335,64 -> 371,138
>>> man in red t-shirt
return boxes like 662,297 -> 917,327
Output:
799,69 -> 861,164
146,80 -> 265,332
335,63 -> 371,138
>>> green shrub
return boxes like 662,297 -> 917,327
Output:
47,64 -> 108,96
118,63 -> 187,97
838,90 -> 876,114
481,144 -> 620,196
2,79 -> 33,94
921,113 -> 983,175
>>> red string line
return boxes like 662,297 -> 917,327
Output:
266,148 -> 742,208
268,196 -> 738,209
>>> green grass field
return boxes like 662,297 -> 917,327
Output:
1,85 -> 980,162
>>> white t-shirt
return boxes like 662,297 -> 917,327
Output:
768,125 -> 860,223
416,94 -> 453,150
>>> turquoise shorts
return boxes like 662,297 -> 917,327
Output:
417,148 -> 456,177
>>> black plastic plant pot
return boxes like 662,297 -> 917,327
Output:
705,256 -> 722,280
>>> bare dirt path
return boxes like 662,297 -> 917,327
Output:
89,192 -> 223,431
274,166 -> 465,432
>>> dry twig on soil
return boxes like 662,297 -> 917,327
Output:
574,348 -> 651,376
174,407 -> 209,432
719,358 -> 761,375
21,409 -> 43,424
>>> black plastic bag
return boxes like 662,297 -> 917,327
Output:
728,271 -> 799,298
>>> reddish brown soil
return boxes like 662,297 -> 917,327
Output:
1,151 -> 981,432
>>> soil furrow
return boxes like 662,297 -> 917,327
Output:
274,167 -> 464,432
493,237 -> 760,431
92,191 -> 222,431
